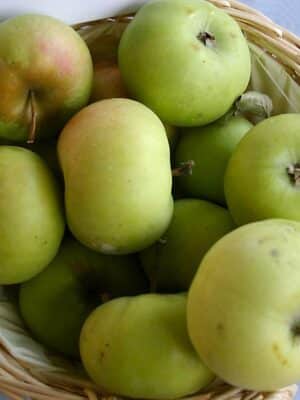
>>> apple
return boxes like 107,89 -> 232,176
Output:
19,237 -> 148,358
80,293 -> 214,399
91,62 -> 128,101
187,219 -> 300,390
140,199 -> 235,291
225,114 -> 300,225
175,115 -> 253,205
118,0 -> 251,127
0,146 -> 65,284
58,99 -> 173,255
0,14 -> 93,143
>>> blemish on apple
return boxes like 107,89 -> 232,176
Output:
272,343 -> 288,366
185,7 -> 195,15
270,248 -> 279,258
192,43 -> 200,50
216,322 -> 224,333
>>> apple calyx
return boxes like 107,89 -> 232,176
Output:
291,319 -> 300,341
287,163 -> 300,186
172,160 -> 195,177
197,31 -> 216,48
27,90 -> 37,144
234,91 -> 273,123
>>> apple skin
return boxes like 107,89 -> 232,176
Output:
187,219 -> 300,391
118,0 -> 251,127
225,114 -> 300,225
19,237 -> 148,358
0,14 -> 93,142
140,199 -> 235,291
91,62 -> 128,101
80,293 -> 214,399
0,146 -> 65,284
58,99 -> 173,255
175,116 -> 253,205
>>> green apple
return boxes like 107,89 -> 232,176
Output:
188,219 -> 300,390
175,115 -> 253,205
91,62 -> 128,101
58,99 -> 173,255
0,146 -> 64,284
80,293 -> 214,399
0,14 -> 93,142
140,199 -> 234,291
19,237 -> 148,358
225,114 -> 300,225
118,0 -> 251,127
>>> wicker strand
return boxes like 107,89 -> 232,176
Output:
84,388 -> 99,400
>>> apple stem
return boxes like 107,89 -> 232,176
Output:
197,32 -> 216,47
27,91 -> 37,144
172,160 -> 195,177
287,163 -> 300,186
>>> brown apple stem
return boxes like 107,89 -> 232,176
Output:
197,31 -> 216,47
172,160 -> 195,177
27,91 -> 37,144
287,163 -> 300,186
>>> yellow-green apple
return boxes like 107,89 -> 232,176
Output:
188,219 -> 300,390
80,293 -> 214,399
58,98 -> 173,255
118,0 -> 251,127
225,114 -> 300,225
0,146 -> 64,284
0,14 -> 93,143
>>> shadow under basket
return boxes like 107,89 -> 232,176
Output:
0,0 -> 299,399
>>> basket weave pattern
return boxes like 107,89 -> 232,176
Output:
0,0 -> 299,399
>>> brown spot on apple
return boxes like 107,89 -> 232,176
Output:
185,7 -> 195,15
191,43 -> 200,50
272,343 -> 288,366
270,248 -> 279,258
216,322 -> 224,333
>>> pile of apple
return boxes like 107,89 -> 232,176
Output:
1,0 -> 300,398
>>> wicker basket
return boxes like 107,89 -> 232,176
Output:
0,0 -> 299,399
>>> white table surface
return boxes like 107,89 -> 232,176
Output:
0,0 -> 299,398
